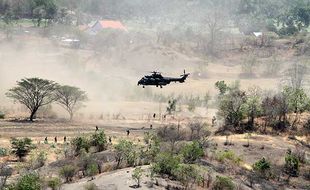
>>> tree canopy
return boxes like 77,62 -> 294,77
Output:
6,78 -> 58,121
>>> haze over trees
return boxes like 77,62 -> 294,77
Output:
6,78 -> 58,121
6,77 -> 87,121
55,85 -> 88,120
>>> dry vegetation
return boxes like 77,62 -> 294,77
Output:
1,0 -> 310,190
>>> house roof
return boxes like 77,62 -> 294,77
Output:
97,20 -> 127,31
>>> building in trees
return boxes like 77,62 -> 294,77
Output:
87,20 -> 128,34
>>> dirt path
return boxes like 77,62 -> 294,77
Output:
61,166 -> 163,190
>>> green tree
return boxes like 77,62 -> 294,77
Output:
143,132 -> 160,163
32,0 -> 57,27
180,141 -> 204,164
244,86 -> 262,129
152,152 -> 181,176
71,136 -> 91,155
282,86 -> 310,128
47,177 -> 61,190
212,176 -> 235,190
55,85 -> 88,120
215,81 -> 229,95
60,165 -> 76,183
86,163 -> 99,177
114,140 -> 136,168
6,78 -> 58,121
284,149 -> 299,177
91,130 -> 107,152
252,157 -> 271,178
216,81 -> 247,129
15,173 -> 42,190
132,167 -> 143,187
172,164 -> 200,189
11,137 -> 34,161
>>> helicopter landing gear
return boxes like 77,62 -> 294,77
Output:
160,85 -> 162,88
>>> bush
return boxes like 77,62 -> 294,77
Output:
0,163 -> 13,189
252,157 -> 271,178
0,147 -> 8,157
215,150 -> 242,165
212,176 -> 235,190
132,167 -> 143,187
284,150 -> 299,177
47,177 -> 61,190
91,130 -> 107,152
84,182 -> 98,190
114,139 -> 137,168
60,165 -> 76,182
152,152 -> 181,177
15,173 -> 42,190
86,163 -> 99,177
172,164 -> 200,188
180,141 -> 204,164
71,136 -> 91,155
11,137 -> 34,161
28,151 -> 47,169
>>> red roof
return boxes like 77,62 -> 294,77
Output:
98,20 -> 127,31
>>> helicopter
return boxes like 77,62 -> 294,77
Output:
137,70 -> 190,88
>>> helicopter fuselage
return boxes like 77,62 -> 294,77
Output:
137,72 -> 189,88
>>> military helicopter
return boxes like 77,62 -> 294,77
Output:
137,70 -> 190,88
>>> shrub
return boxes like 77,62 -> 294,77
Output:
252,157 -> 271,178
71,136 -> 91,155
47,177 -> 61,190
152,152 -> 181,177
172,164 -> 200,188
284,150 -> 299,177
215,150 -> 242,165
132,167 -> 143,187
60,165 -> 76,182
91,130 -> 107,152
84,182 -> 98,190
0,147 -> 8,157
0,163 -> 13,189
11,137 -> 34,161
241,55 -> 260,77
28,151 -> 47,169
212,176 -> 235,190
86,163 -> 99,177
15,173 -> 42,190
180,141 -> 204,164
114,139 -> 136,168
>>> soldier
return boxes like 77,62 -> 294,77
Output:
64,136 -> 67,142
126,129 -> 130,136
54,136 -> 57,143
95,126 -> 99,131
44,137 -> 48,143
150,124 -> 153,129
153,113 -> 156,118
108,136 -> 112,143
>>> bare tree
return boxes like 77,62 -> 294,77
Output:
157,124 -> 186,152
55,85 -> 88,120
204,0 -> 230,55
6,78 -> 58,121
0,163 -> 13,189
282,62 -> 309,90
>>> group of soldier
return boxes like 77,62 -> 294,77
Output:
42,113 -> 159,144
